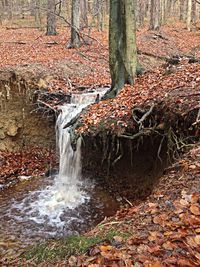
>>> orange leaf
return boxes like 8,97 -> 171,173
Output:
190,204 -> 200,215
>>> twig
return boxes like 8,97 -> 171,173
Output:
138,103 -> 154,125
37,99 -> 57,112
124,197 -> 133,207
112,154 -> 123,167
193,108 -> 200,125
132,103 -> 154,129
119,129 -> 152,140
99,221 -> 122,227
157,135 -> 166,162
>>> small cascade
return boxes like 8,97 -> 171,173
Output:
0,88 -> 120,249
26,89 -> 106,227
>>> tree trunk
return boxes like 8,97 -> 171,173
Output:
187,0 -> 192,31
104,0 -> 138,99
46,0 -> 57,36
137,0 -> 146,27
68,0 -> 81,48
35,0 -> 42,29
8,0 -> 13,21
80,0 -> 88,28
149,0 -> 161,30
179,0 -> 185,21
192,0 -> 197,23
0,0 -> 3,25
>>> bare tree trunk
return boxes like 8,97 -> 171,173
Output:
179,0 -> 185,20
8,0 -> 13,21
96,0 -> 104,31
80,0 -> 88,28
192,0 -> 197,23
0,1 -> 3,25
46,0 -> 57,35
149,0 -> 161,30
137,0 -> 146,27
161,0 -> 167,24
68,0 -> 81,48
20,0 -> 25,19
104,0 -> 138,99
187,0 -> 192,30
35,0 -> 42,29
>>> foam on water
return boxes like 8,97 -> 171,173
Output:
0,89 -> 116,252
9,89 -> 106,229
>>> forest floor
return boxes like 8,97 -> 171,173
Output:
0,22 -> 200,183
0,22 -> 200,266
12,143 -> 199,267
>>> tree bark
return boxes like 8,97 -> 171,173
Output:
187,0 -> 192,30
35,0 -> 42,29
80,0 -> 88,28
68,0 -> 81,48
149,0 -> 161,30
46,0 -> 57,36
192,0 -> 197,23
104,0 -> 138,99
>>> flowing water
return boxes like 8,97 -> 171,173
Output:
0,89 -> 119,258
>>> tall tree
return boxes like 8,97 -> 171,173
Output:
35,0 -> 42,29
187,0 -> 192,30
104,0 -> 138,99
46,0 -> 57,36
68,0 -> 81,48
149,0 -> 161,30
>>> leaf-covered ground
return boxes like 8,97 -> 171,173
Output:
67,144 -> 200,267
0,148 -> 56,189
0,23 -> 200,266
0,22 -> 200,91
76,61 -> 200,136
9,143 -> 199,267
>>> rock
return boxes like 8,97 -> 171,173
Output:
0,143 -> 6,151
7,124 -> 18,137
0,129 -> 5,139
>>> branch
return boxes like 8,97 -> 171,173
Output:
31,5 -> 105,48
63,112 -> 80,129
119,129 -> 152,140
138,104 -> 154,124
132,103 -> 154,127
37,100 -> 57,112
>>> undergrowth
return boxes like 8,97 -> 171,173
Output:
23,229 -> 130,264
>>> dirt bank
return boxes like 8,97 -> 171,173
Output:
0,68 -> 55,152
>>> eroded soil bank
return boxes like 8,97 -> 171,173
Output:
0,61 -> 199,266
0,69 -> 56,151
0,68 -> 58,187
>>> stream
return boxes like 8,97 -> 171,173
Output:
0,89 -> 119,259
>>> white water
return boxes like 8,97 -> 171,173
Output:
0,88 -> 121,250
7,90 -> 107,230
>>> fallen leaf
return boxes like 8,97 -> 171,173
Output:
162,241 -> 175,250
144,260 -> 162,267
180,199 -> 189,206
194,235 -> 200,246
99,245 -> 113,252
177,257 -> 197,267
190,204 -> 200,215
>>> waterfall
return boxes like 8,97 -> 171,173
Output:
0,88 -> 120,244
25,90 -> 106,227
